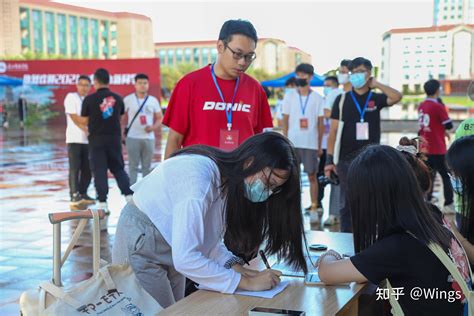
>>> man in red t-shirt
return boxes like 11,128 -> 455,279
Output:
418,79 -> 454,213
163,20 -> 273,158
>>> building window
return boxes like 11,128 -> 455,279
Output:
45,12 -> 55,54
193,48 -> 200,65
167,49 -> 174,64
295,53 -> 301,65
201,48 -> 210,64
20,7 -> 29,29
90,19 -> 99,58
176,48 -> 183,63
80,17 -> 89,57
414,84 -> 421,94
20,8 -> 31,50
110,22 -> 117,39
100,20 -> 109,58
404,75 -> 410,80
184,48 -> 191,63
210,48 -> 218,63
32,10 -> 43,53
159,50 -> 166,65
57,14 -> 67,55
69,16 -> 78,57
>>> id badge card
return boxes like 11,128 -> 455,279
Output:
299,118 -> 309,130
219,129 -> 239,151
139,115 -> 147,125
356,122 -> 369,140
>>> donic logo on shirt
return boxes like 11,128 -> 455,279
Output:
202,101 -> 251,113
100,96 -> 116,119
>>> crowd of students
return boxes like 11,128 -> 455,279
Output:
63,17 -> 473,314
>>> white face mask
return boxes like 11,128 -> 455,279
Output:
337,73 -> 349,85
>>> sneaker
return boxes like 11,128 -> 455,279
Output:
442,203 -> 456,215
316,207 -> 324,216
309,211 -> 320,225
324,215 -> 340,226
70,193 -> 82,206
80,194 -> 95,205
125,194 -> 133,203
304,203 -> 317,214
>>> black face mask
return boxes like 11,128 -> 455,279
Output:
295,78 -> 308,87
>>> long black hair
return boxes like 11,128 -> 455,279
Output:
347,145 -> 451,253
171,132 -> 308,273
447,135 -> 474,244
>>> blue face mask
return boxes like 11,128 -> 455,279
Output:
285,88 -> 296,94
244,178 -> 272,203
349,73 -> 367,89
323,87 -> 333,96
450,176 -> 463,195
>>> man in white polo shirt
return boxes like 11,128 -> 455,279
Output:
282,63 -> 324,224
64,75 -> 94,207
123,73 -> 162,184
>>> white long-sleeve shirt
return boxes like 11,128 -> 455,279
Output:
131,154 -> 241,293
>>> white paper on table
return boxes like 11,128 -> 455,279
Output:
233,281 -> 290,299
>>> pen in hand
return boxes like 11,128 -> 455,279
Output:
259,250 -> 271,269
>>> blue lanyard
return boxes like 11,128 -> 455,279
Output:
135,94 -> 149,113
210,63 -> 240,131
298,91 -> 311,116
350,90 -> 373,122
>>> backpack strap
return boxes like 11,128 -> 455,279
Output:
386,279 -> 405,316
427,242 -> 474,315
39,282 -> 82,310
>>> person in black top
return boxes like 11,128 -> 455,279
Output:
324,57 -> 402,232
447,135 -> 474,264
77,68 -> 133,213
318,145 -> 471,316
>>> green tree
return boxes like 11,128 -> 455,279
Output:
246,67 -> 286,82
160,63 -> 199,90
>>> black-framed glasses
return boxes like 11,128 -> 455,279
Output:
225,44 -> 257,63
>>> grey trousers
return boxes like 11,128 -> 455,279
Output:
112,202 -> 185,308
125,137 -> 155,185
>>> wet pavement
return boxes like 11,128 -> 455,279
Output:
0,125 -> 164,315
0,125 -> 446,315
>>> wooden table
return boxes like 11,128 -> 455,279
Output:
159,231 -> 367,316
